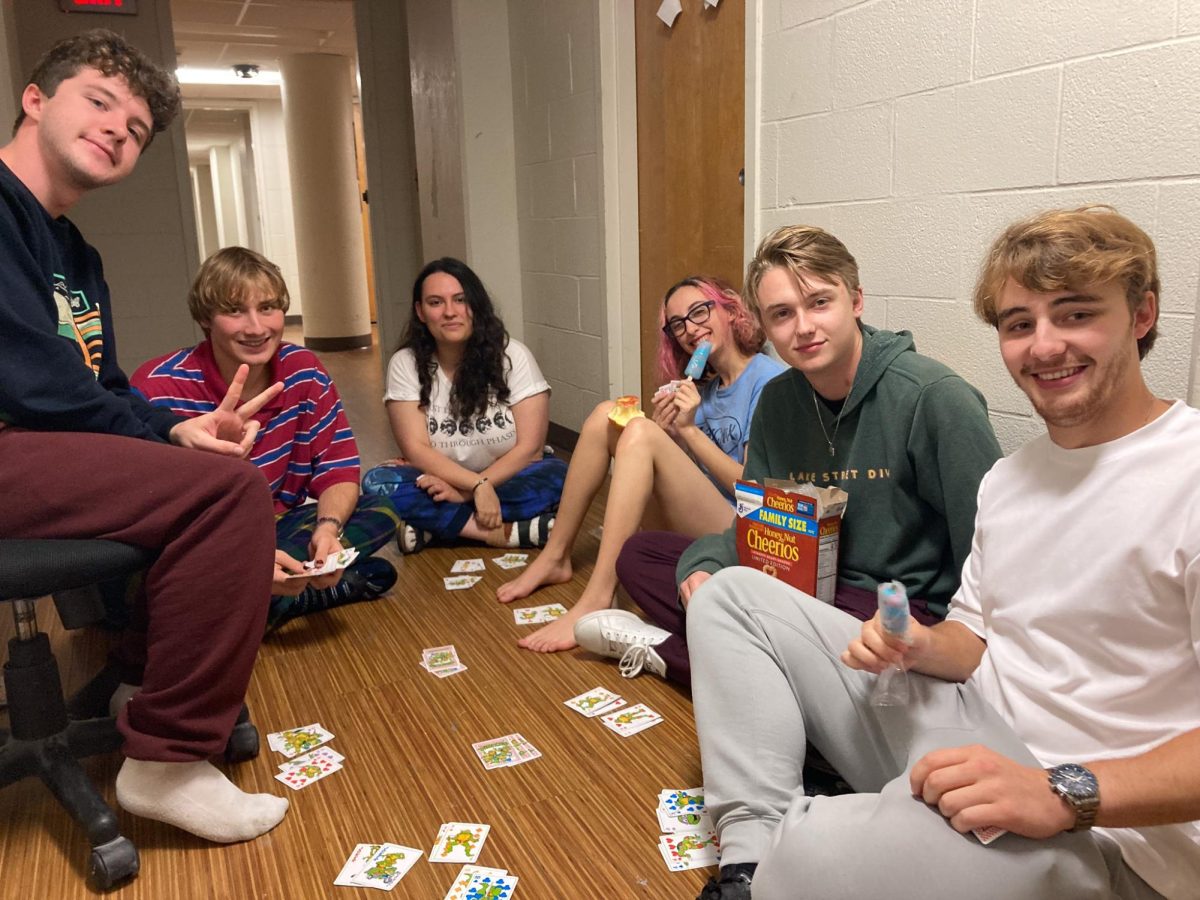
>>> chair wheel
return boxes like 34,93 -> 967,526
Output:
89,836 -> 139,890
225,720 -> 259,762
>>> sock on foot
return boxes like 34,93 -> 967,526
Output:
115,758 -> 289,843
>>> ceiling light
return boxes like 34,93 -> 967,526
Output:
232,64 -> 260,79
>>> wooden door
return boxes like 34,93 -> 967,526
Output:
635,0 -> 745,399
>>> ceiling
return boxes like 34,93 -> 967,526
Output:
172,0 -> 360,161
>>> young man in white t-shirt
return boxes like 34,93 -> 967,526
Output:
687,206 -> 1199,900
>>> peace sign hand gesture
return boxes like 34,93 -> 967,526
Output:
168,364 -> 283,458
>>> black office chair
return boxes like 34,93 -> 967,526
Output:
0,539 -> 259,889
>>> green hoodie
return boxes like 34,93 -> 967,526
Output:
677,324 -> 1002,616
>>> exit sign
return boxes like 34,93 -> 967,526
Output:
59,0 -> 138,13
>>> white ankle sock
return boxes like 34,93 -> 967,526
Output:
109,682 -> 140,717
116,758 -> 289,843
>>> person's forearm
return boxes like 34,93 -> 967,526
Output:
398,440 -> 482,489
315,480 -> 358,528
479,439 -> 545,489
1088,728 -> 1200,828
908,620 -> 987,682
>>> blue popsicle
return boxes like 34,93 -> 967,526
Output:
683,340 -> 712,380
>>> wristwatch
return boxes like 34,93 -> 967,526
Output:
1047,763 -> 1100,831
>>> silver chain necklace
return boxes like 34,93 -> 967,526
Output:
810,383 -> 852,457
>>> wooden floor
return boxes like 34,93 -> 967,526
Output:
0,335 -> 707,899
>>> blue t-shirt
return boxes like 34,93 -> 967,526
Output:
694,352 -> 786,496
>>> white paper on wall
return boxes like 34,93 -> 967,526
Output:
657,0 -> 682,28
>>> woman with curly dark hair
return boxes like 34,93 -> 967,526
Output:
362,258 -> 565,551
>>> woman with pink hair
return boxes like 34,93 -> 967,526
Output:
500,276 -> 784,653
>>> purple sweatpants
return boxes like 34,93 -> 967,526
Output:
616,531 -> 944,691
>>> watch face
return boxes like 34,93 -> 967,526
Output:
1053,764 -> 1098,800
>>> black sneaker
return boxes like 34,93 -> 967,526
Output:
698,864 -> 755,900
267,557 -> 397,630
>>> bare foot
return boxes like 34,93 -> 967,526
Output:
517,593 -> 610,653
496,553 -> 573,603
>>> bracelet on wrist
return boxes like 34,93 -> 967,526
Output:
472,477 -> 489,493
315,515 -> 344,536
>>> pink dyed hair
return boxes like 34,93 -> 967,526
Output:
655,276 -> 766,385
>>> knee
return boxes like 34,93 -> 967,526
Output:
361,463 -> 418,495
583,400 -> 617,433
616,414 -> 662,450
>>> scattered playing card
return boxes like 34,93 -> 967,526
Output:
334,843 -> 383,888
600,702 -> 663,737
444,575 -> 483,591
429,822 -> 491,864
972,825 -> 1007,845
348,842 -> 423,890
659,787 -> 706,816
471,733 -> 541,769
443,865 -> 510,900
460,872 -> 519,898
656,806 -> 714,834
564,686 -> 627,718
423,645 -> 461,671
280,745 -> 344,771
451,558 -> 485,573
658,830 -> 720,871
268,722 -> 335,758
512,603 -> 568,625
274,757 -> 342,790
492,553 -> 529,570
420,661 -> 468,678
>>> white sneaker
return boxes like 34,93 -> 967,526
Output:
573,609 -> 671,679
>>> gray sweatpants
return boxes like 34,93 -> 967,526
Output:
686,569 -> 1162,900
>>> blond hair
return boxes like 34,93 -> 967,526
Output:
188,247 -> 290,326
974,206 -> 1159,359
744,225 -> 860,318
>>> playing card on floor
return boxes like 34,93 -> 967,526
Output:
274,757 -> 342,790
444,575 -> 482,591
656,805 -> 714,834
451,558 -> 485,573
600,703 -> 663,737
659,787 -> 706,816
347,842 -> 423,890
422,645 -> 461,672
461,872 -> 519,898
280,745 -> 344,771
421,660 -> 468,678
334,843 -> 383,887
267,722 -> 335,758
492,553 -> 529,569
563,686 -> 626,718
658,830 -> 720,871
443,865 -> 510,900
472,736 -> 516,770
429,822 -> 490,864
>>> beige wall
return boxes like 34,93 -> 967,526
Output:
7,0 -> 200,370
508,0 -> 606,431
754,0 -> 1200,453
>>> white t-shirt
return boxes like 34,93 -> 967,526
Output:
384,338 -> 550,472
947,401 -> 1200,900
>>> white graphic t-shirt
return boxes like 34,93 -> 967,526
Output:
384,339 -> 550,472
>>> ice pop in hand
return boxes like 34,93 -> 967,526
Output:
871,580 -> 910,707
683,340 -> 712,380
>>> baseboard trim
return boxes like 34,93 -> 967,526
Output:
304,333 -> 373,351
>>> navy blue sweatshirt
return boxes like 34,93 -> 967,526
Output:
0,160 -> 179,440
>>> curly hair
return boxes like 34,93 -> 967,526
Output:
655,277 -> 766,385
14,28 -> 181,143
401,258 -> 511,421
974,205 -> 1159,360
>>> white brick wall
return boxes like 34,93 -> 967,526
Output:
758,0 -> 1200,453
508,0 -> 605,431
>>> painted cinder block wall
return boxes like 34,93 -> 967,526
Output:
757,0 -> 1200,452
508,0 -> 607,432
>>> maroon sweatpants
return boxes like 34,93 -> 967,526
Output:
0,428 -> 275,762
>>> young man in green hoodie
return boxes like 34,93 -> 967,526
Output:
580,226 -> 1001,702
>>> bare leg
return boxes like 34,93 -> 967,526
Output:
496,401 -> 622,602
518,416 -> 734,653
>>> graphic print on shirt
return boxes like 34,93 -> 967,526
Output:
53,274 -> 102,375
702,415 -> 743,458
429,408 -> 514,443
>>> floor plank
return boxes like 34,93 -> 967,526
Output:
0,336 -> 707,899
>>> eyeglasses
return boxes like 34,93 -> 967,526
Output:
662,300 -> 716,338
